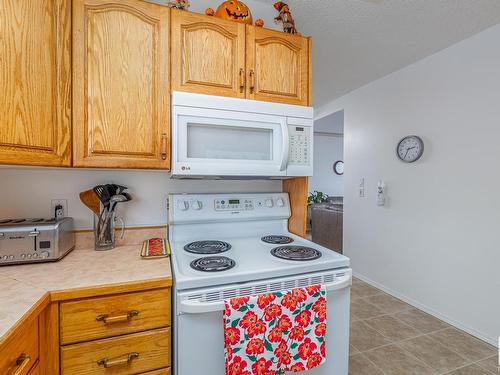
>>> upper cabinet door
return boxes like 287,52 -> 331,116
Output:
0,0 -> 71,166
246,27 -> 311,106
73,0 -> 170,169
171,10 -> 246,98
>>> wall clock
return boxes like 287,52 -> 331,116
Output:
396,135 -> 424,163
333,160 -> 344,175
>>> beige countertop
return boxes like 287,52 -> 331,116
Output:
0,244 -> 172,345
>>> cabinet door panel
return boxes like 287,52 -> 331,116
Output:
171,10 -> 245,98
0,0 -> 71,166
247,27 -> 310,106
73,0 -> 170,169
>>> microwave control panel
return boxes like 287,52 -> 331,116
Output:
288,126 -> 311,165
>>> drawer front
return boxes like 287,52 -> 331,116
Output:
0,318 -> 39,375
141,368 -> 171,374
61,328 -> 170,375
60,289 -> 170,345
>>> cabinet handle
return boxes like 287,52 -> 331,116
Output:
249,69 -> 255,93
239,68 -> 245,93
161,133 -> 168,160
97,352 -> 139,368
13,354 -> 31,375
96,310 -> 139,324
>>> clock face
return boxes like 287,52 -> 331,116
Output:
333,160 -> 344,175
397,136 -> 424,163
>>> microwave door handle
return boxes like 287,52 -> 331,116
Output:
179,276 -> 351,315
279,121 -> 290,171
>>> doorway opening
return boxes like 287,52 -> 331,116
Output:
307,110 -> 344,253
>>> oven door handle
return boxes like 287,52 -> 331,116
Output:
179,274 -> 351,314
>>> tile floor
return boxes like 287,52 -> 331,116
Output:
349,277 -> 498,375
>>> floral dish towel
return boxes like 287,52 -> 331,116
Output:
224,285 -> 327,374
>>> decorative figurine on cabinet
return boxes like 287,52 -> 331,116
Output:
205,0 -> 253,24
255,18 -> 264,27
273,1 -> 299,34
167,0 -> 190,10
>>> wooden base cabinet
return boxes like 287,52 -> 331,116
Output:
0,317 -> 39,375
59,288 -> 171,375
61,328 -> 170,375
0,0 -> 71,167
72,0 -> 171,169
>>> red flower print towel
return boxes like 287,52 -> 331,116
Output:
224,285 -> 327,374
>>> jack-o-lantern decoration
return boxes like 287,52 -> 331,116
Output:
213,0 -> 253,24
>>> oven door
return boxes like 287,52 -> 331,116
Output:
172,106 -> 289,177
174,270 -> 351,375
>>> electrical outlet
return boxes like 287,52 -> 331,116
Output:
51,199 -> 68,219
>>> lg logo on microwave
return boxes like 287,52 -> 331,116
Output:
181,166 -> 191,171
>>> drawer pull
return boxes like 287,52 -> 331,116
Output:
13,354 -> 31,375
161,133 -> 168,160
249,69 -> 255,93
97,352 -> 139,368
239,68 -> 245,92
96,310 -> 139,324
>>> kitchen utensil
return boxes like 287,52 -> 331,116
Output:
93,185 -> 111,209
105,184 -> 127,197
99,194 -> 129,241
94,211 -> 124,251
79,190 -> 101,215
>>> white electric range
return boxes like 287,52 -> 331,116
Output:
168,193 -> 351,375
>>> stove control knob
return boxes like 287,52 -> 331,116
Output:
265,199 -> 274,208
276,198 -> 285,207
40,251 -> 50,259
191,200 -> 202,210
177,200 -> 189,211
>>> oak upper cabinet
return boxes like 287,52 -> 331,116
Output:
73,0 -> 171,169
0,0 -> 71,166
246,26 -> 311,106
171,9 -> 246,98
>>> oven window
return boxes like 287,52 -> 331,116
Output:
187,124 -> 272,160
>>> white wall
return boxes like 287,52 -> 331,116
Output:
319,24 -> 500,345
0,167 -> 281,230
309,134 -> 344,197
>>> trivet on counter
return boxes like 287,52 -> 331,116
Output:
141,238 -> 170,259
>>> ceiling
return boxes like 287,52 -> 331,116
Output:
254,0 -> 500,110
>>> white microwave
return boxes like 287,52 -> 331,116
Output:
171,92 -> 313,178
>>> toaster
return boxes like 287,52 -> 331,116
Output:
0,217 -> 75,266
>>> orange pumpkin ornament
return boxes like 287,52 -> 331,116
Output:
214,0 -> 253,24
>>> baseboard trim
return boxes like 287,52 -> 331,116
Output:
353,271 -> 498,348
